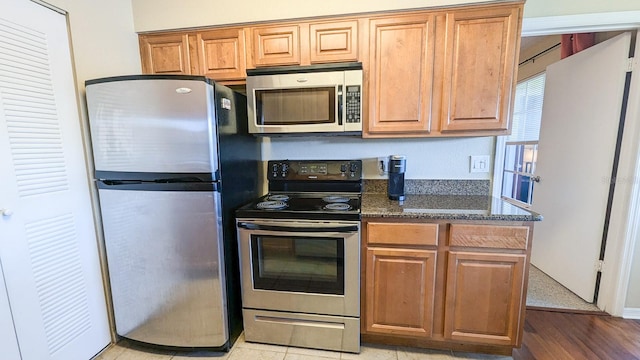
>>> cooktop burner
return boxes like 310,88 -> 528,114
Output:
323,195 -> 350,203
324,203 -> 352,211
256,200 -> 288,210
267,194 -> 290,201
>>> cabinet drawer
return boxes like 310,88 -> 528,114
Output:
367,222 -> 438,246
449,224 -> 529,249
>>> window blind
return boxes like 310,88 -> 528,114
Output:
508,73 -> 545,142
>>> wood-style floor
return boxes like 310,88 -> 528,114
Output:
515,309 -> 640,360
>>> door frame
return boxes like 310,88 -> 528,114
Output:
491,11 -> 640,316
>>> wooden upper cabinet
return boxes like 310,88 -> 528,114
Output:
367,15 -> 436,135
309,20 -> 358,63
444,251 -> 526,346
195,28 -> 246,80
251,25 -> 301,67
440,5 -> 522,133
139,33 -> 191,75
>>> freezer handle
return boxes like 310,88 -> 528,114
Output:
97,180 -> 219,192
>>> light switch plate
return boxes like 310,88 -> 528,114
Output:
470,155 -> 490,173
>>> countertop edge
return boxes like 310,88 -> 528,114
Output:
361,212 -> 543,221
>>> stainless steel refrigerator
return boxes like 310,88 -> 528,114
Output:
85,75 -> 260,350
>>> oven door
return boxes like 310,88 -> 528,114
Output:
236,219 -> 360,317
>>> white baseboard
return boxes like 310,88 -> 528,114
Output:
623,308 -> 640,319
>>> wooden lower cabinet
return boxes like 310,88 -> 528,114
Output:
362,219 -> 532,354
444,251 -> 526,346
365,247 -> 436,337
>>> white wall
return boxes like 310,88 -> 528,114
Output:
131,0 -> 640,32
132,0 -> 488,32
628,244 -> 640,308
264,136 -> 494,180
45,0 -> 140,92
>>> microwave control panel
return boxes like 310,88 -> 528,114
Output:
345,86 -> 361,124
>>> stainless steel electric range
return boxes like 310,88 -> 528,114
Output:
236,160 -> 362,353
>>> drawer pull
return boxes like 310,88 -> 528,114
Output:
255,315 -> 345,329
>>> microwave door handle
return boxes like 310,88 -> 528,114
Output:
238,222 -> 358,233
337,85 -> 343,126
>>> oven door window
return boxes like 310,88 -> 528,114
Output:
250,235 -> 344,295
255,87 -> 336,126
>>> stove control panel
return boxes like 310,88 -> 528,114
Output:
268,160 -> 362,181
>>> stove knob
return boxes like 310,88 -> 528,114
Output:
340,164 -> 347,173
350,162 -> 358,172
271,163 -> 279,172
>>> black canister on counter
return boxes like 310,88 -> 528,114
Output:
387,155 -> 406,200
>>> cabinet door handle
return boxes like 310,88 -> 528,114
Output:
1,208 -> 14,217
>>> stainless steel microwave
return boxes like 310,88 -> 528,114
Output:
246,62 -> 363,135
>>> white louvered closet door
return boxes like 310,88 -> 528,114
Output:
0,1 -> 110,360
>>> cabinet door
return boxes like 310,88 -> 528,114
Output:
365,247 -> 436,337
139,33 -> 192,74
195,28 -> 247,80
309,20 -> 358,64
444,251 -> 526,346
367,15 -> 435,135
440,5 -> 521,133
251,25 -> 300,67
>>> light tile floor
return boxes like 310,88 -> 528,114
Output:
94,334 -> 513,360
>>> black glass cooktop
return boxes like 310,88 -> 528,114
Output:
236,192 -> 361,221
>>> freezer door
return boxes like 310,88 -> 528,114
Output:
86,77 -> 219,176
98,184 -> 228,347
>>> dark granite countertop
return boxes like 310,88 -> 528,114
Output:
362,193 -> 542,221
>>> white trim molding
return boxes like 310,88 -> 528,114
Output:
623,308 -> 640,320
522,11 -> 640,36
30,0 -> 66,14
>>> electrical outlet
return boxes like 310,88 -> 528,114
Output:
377,156 -> 388,175
470,155 -> 490,173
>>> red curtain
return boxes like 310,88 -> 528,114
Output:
561,33 -> 596,59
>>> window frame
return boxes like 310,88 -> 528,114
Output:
493,73 -> 545,208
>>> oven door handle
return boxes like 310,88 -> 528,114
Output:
237,222 -> 358,233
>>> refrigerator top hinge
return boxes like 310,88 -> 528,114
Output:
627,57 -> 635,72
596,260 -> 605,272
